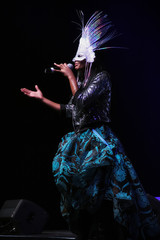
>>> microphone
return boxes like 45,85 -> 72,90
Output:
44,63 -> 73,74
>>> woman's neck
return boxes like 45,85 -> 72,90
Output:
78,69 -> 85,81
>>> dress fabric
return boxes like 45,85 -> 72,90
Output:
52,125 -> 160,239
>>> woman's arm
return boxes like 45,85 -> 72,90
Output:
41,97 -> 61,111
54,63 -> 78,96
21,63 -> 77,111
20,85 -> 61,111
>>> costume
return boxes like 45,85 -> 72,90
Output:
52,12 -> 160,239
61,71 -> 111,132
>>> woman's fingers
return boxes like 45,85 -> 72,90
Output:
20,86 -> 43,99
54,63 -> 61,68
20,88 -> 35,97
53,69 -> 61,72
53,63 -> 71,77
21,88 -> 31,94
54,63 -> 68,69
53,63 -> 64,73
35,85 -> 40,91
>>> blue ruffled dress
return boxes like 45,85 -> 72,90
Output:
52,71 -> 160,239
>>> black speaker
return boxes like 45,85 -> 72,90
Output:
0,199 -> 48,235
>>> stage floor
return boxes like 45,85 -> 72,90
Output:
0,230 -> 77,240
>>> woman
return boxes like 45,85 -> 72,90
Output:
21,12 -> 160,240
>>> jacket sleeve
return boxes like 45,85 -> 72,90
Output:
60,97 -> 74,118
73,71 -> 111,109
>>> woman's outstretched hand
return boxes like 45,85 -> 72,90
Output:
21,85 -> 61,111
20,85 -> 43,100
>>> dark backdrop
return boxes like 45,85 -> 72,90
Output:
1,0 -> 160,230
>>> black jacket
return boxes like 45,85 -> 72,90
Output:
61,71 -> 112,132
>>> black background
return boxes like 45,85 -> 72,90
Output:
1,0 -> 160,230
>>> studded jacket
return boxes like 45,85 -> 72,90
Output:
60,71 -> 112,132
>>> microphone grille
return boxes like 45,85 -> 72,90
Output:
67,63 -> 73,69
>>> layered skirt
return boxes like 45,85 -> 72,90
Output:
52,125 -> 160,239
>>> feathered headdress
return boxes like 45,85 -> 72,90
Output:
73,11 -> 117,63
72,11 -> 119,82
